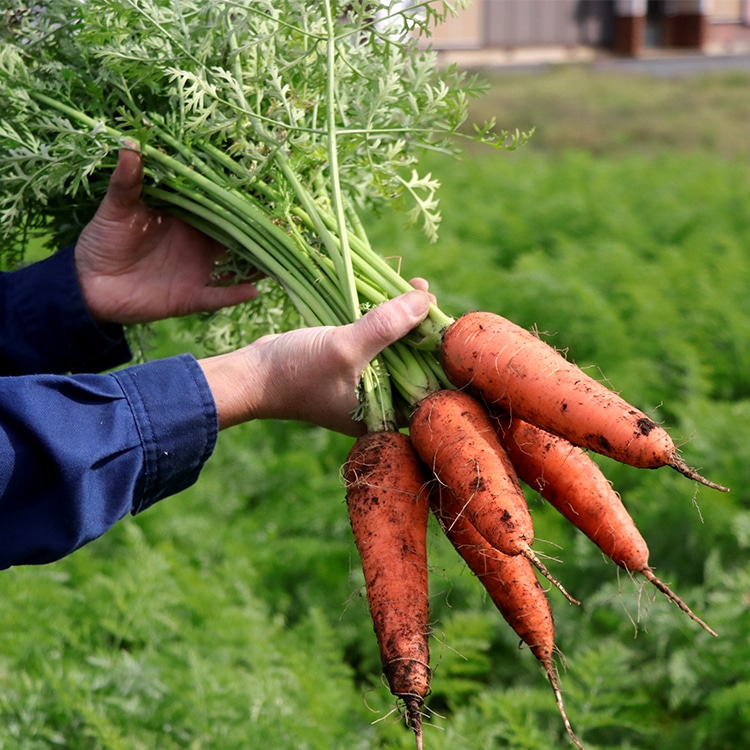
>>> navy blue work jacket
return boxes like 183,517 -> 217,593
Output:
0,247 -> 218,568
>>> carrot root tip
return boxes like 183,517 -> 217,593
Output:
641,567 -> 718,637
523,548 -> 581,606
402,696 -> 424,750
670,456 -> 730,493
545,661 -> 586,750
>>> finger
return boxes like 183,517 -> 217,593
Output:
103,148 -> 145,213
408,277 -> 429,292
209,247 -> 265,283
210,269 -> 266,286
408,277 -> 437,304
191,283 -> 260,314
350,290 -> 431,364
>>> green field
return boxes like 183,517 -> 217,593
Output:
2,65 -> 750,750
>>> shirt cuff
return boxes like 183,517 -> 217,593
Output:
112,353 -> 219,514
10,245 -> 131,374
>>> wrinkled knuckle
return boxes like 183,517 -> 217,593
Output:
328,333 -> 359,370
365,308 -> 398,347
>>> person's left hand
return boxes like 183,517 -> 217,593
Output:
75,148 -> 259,325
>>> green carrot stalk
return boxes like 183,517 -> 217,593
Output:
0,0 -> 523,426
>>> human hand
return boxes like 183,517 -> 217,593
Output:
198,285 -> 433,436
75,148 -> 259,325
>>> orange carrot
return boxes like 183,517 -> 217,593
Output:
409,388 -> 578,605
344,430 -> 431,748
431,484 -> 584,750
492,411 -> 717,636
440,311 -> 728,492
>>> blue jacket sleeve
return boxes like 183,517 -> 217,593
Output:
0,245 -> 132,375
0,354 -> 218,569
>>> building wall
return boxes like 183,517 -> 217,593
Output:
711,0 -> 750,22
485,0 -> 615,46
429,0 -> 484,48
430,0 -> 616,49
428,0 -> 750,55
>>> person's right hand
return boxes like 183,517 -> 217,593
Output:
75,148 -> 259,325
198,285 -> 433,436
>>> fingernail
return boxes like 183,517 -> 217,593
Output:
402,290 -> 430,320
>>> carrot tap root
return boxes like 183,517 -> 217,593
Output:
544,660 -> 586,750
669,455 -> 730,493
523,547 -> 581,606
349,312 -> 721,742
409,389 -> 536,556
401,695 -> 426,750
344,431 -> 433,727
431,485 -> 585,746
640,567 -> 718,637
441,311 -> 684,474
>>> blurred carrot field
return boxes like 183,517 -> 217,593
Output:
2,64 -> 750,750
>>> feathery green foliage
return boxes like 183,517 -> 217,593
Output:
0,0 -> 529,429
3,13 -> 750,750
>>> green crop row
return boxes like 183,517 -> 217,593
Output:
2,66 -> 750,750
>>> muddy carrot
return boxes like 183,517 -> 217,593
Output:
440,311 -> 728,492
409,388 -> 578,605
492,412 -> 717,636
344,430 -> 432,748
431,484 -> 584,750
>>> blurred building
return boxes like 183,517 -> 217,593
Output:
430,0 -> 750,59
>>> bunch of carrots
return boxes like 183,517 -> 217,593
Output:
345,310 -> 728,750
0,3 -> 728,747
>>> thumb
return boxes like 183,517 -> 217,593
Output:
351,290 -> 431,363
101,148 -> 145,214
